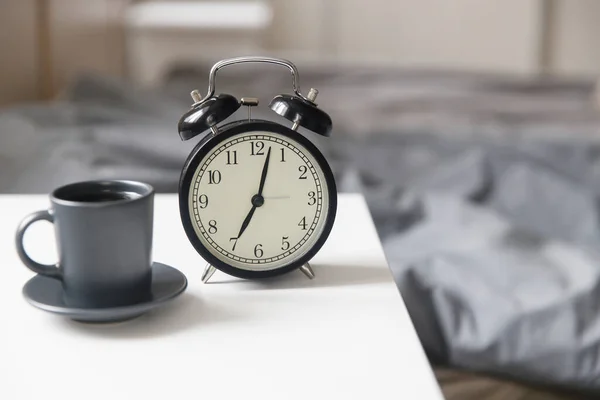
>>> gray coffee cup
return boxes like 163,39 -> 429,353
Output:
15,180 -> 155,308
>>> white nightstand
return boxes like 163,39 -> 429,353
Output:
0,193 -> 444,400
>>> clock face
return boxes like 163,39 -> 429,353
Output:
186,129 -> 332,272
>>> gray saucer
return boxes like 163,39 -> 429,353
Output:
23,262 -> 187,323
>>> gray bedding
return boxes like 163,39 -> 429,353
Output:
3,64 -> 600,393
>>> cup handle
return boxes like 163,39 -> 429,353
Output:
15,210 -> 62,279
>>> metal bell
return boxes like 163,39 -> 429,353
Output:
178,94 -> 240,141
269,92 -> 332,137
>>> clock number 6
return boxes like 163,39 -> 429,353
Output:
254,244 -> 263,258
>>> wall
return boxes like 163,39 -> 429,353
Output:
334,0 -> 542,73
2,1 -> 600,106
0,0 -> 127,105
270,0 -> 542,74
268,0 -> 600,77
0,0 -> 38,106
48,0 -> 127,96
552,0 -> 600,77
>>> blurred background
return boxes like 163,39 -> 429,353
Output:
5,1 -> 600,399
3,0 -> 600,105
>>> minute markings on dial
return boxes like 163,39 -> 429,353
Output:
191,134 -> 323,265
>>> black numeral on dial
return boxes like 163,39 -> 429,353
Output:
229,237 -> 238,251
251,141 -> 265,156
280,148 -> 286,162
199,194 -> 208,208
208,220 -> 218,234
208,170 -> 221,184
281,236 -> 290,250
308,191 -> 316,205
298,217 -> 307,230
298,165 -> 307,179
226,150 -> 238,165
254,244 -> 264,258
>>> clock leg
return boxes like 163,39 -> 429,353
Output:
299,263 -> 315,279
202,264 -> 217,283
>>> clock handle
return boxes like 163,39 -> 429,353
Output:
192,56 -> 312,105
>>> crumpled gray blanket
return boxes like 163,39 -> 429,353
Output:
341,133 -> 600,392
3,68 -> 600,393
338,133 -> 600,393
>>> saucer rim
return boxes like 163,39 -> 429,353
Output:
22,262 -> 187,317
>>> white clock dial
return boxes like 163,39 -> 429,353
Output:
188,131 -> 330,271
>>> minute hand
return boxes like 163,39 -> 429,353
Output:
257,146 -> 271,196
235,147 -> 271,240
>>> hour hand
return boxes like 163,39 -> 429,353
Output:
234,147 -> 270,242
236,204 -> 257,240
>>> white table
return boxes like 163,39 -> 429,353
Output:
0,193 -> 443,400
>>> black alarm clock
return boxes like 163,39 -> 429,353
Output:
176,56 -> 337,283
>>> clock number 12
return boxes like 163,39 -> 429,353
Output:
251,141 -> 265,156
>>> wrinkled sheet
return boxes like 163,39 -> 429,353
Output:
3,68 -> 600,393
340,134 -> 600,392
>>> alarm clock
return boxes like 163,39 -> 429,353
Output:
176,56 -> 337,282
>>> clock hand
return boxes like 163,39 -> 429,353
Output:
257,146 -> 271,196
236,204 -> 256,239
235,147 -> 271,241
